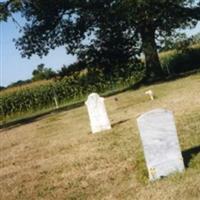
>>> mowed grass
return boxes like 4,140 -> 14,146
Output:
0,73 -> 200,200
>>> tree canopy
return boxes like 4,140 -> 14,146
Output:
1,0 -> 200,80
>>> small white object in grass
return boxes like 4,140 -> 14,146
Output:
145,90 -> 154,100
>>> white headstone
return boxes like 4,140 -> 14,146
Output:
85,93 -> 111,133
137,108 -> 185,181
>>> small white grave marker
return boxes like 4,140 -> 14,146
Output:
137,108 -> 184,181
85,93 -> 111,133
145,90 -> 154,100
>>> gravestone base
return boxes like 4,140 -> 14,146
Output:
148,157 -> 184,180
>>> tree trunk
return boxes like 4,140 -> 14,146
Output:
141,28 -> 164,81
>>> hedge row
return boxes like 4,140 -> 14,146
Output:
160,44 -> 200,74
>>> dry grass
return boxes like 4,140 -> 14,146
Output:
0,73 -> 200,200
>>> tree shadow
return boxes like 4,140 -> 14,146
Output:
182,145 -> 200,168
132,69 -> 200,89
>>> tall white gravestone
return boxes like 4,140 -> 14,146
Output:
137,109 -> 185,181
85,93 -> 111,133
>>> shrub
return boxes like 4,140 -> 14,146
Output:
160,45 -> 200,74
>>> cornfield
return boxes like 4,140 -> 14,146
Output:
0,71 -> 140,117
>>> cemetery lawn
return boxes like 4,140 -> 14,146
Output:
0,73 -> 200,200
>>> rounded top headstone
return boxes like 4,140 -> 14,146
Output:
85,93 -> 104,106
137,108 -> 171,122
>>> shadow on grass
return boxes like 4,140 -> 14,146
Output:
135,69 -> 200,88
111,119 -> 130,128
182,145 -> 200,168
0,101 -> 85,131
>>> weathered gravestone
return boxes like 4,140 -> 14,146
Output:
137,109 -> 185,181
85,93 -> 111,133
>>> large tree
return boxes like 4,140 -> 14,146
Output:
1,0 -> 200,79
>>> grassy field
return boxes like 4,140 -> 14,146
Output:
0,73 -> 200,200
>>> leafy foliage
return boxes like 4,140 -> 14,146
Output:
1,63 -> 144,117
1,0 -> 200,79
58,61 -> 87,77
159,32 -> 200,53
1,43 -> 200,117
161,45 -> 200,74
32,64 -> 57,81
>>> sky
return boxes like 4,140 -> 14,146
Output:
0,15 -> 200,87
0,15 -> 77,87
